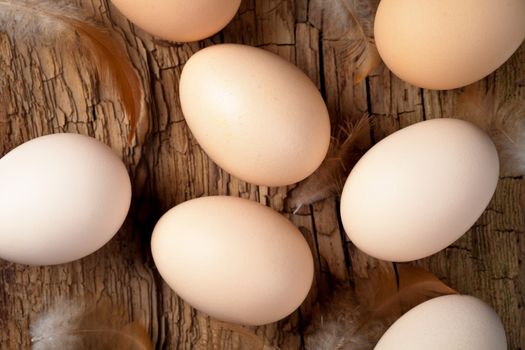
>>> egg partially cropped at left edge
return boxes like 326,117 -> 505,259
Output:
0,134 -> 132,265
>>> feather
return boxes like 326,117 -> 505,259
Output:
318,0 -> 382,83
30,299 -> 153,350
285,115 -> 369,213
305,264 -> 456,349
366,264 -> 457,323
304,287 -> 383,350
456,85 -> 525,176
0,0 -> 145,142
491,101 -> 525,176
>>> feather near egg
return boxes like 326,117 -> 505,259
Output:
0,0 -> 146,142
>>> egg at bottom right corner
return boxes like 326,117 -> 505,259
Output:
374,295 -> 507,350
339,118 -> 500,262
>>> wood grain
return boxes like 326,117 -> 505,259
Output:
0,0 -> 523,349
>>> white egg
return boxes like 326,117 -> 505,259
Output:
0,134 -> 132,265
375,295 -> 507,350
340,119 -> 499,261
151,196 -> 314,326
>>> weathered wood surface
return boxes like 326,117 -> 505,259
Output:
0,0 -> 523,349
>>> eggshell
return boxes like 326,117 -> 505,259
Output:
0,134 -> 132,266
374,0 -> 525,90
375,295 -> 507,350
110,0 -> 241,42
151,196 -> 314,326
179,44 -> 331,186
340,119 -> 499,262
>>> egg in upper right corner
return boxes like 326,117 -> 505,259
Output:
374,0 -> 525,90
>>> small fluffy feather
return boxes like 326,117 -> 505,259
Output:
286,115 -> 369,213
0,0 -> 145,142
30,299 -> 153,350
317,0 -> 382,83
305,287 -> 385,350
456,85 -> 525,176
305,265 -> 456,349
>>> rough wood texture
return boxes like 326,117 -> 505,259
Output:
0,0 -> 523,349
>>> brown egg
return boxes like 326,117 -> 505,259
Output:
151,196 -> 314,326
374,0 -> 525,90
179,44 -> 331,187
110,0 -> 241,42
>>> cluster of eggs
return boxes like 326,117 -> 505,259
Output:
1,0 -> 523,348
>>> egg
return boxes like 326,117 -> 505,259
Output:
340,119 -> 499,262
375,295 -> 507,350
0,134 -> 132,266
374,0 -> 525,90
151,196 -> 314,326
179,44 -> 331,186
110,0 -> 241,42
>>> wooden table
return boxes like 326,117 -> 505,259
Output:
0,0 -> 523,348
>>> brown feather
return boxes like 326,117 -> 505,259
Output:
285,115 -> 370,213
67,19 -> 144,143
366,264 -> 457,324
316,0 -> 382,83
0,0 -> 145,143
305,264 -> 456,349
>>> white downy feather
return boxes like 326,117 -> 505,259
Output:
30,299 -> 153,350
